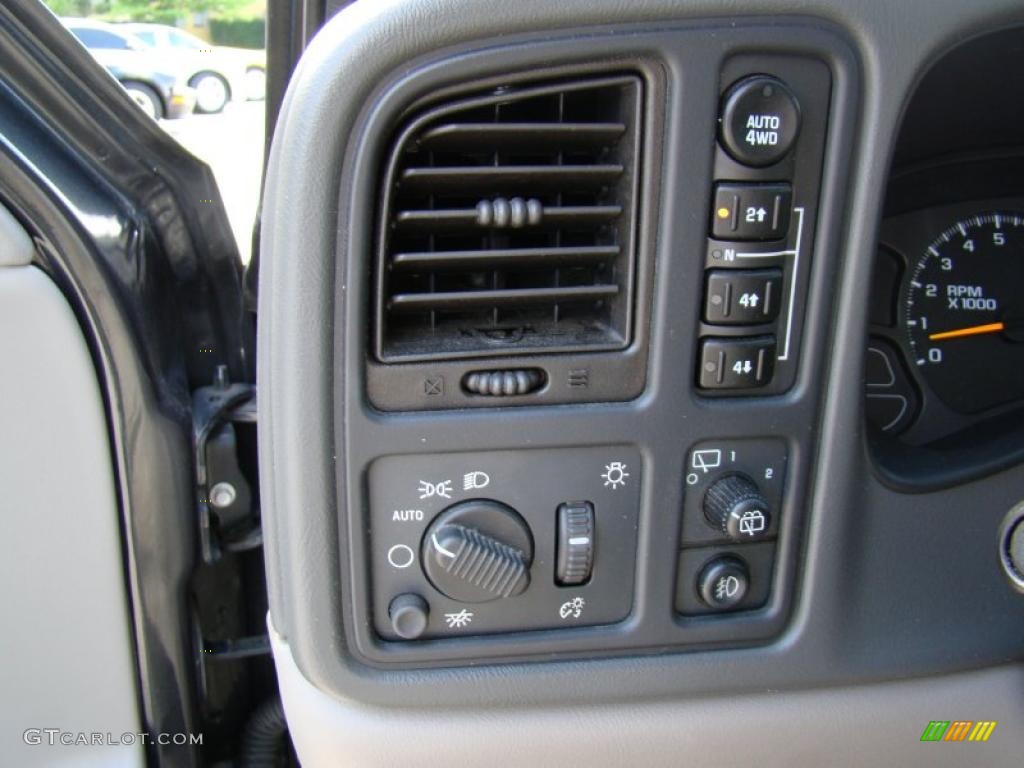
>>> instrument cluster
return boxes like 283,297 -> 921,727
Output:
867,199 -> 1024,451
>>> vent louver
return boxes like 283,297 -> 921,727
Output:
375,75 -> 643,362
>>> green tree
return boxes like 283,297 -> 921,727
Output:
43,0 -> 97,15
107,0 -> 257,19
44,0 -> 259,22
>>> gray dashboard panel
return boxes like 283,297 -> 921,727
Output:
337,25 -> 847,668
273,626 -> 1023,767
259,0 -> 1024,762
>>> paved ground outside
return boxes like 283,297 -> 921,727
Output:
161,100 -> 265,264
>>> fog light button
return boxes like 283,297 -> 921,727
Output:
698,557 -> 750,610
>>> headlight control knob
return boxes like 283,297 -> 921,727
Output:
703,474 -> 772,541
422,500 -> 534,603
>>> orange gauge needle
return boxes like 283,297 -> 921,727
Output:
928,321 -> 1005,341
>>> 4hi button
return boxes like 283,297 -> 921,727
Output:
720,75 -> 801,167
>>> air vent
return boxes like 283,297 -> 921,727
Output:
375,75 -> 643,361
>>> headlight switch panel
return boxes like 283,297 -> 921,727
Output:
367,446 -> 641,642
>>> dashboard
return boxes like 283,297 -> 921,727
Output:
5,1 -> 1024,766
256,2 -> 1024,765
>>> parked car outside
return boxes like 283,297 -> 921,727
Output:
120,23 -> 266,112
62,18 -> 195,119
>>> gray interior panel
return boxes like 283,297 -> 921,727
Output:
0,208 -> 143,767
0,203 -> 32,266
273,627 -> 1023,768
259,0 -> 1024,764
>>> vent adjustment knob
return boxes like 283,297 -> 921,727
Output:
422,500 -> 534,603
703,474 -> 772,541
463,369 -> 545,397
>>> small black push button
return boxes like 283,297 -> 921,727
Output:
712,183 -> 792,241
704,268 -> 783,325
556,502 -> 595,586
697,557 -> 749,610
388,594 -> 430,640
720,75 -> 801,167
699,336 -> 776,389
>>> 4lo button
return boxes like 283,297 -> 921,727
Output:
699,336 -> 776,390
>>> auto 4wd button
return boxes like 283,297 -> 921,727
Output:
720,75 -> 801,167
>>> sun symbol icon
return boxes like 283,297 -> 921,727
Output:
601,461 -> 630,489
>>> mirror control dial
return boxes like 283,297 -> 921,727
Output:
703,474 -> 772,541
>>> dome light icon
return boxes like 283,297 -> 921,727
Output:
601,461 -> 630,489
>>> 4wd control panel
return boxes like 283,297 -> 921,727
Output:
698,56 -> 831,395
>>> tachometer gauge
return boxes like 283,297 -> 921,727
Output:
904,212 -> 1024,414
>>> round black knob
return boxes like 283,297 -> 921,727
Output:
422,500 -> 533,603
698,557 -> 749,610
388,593 -> 429,640
1000,505 -> 1024,594
703,474 -> 771,541
720,75 -> 801,167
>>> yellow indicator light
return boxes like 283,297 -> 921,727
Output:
717,207 -> 731,219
